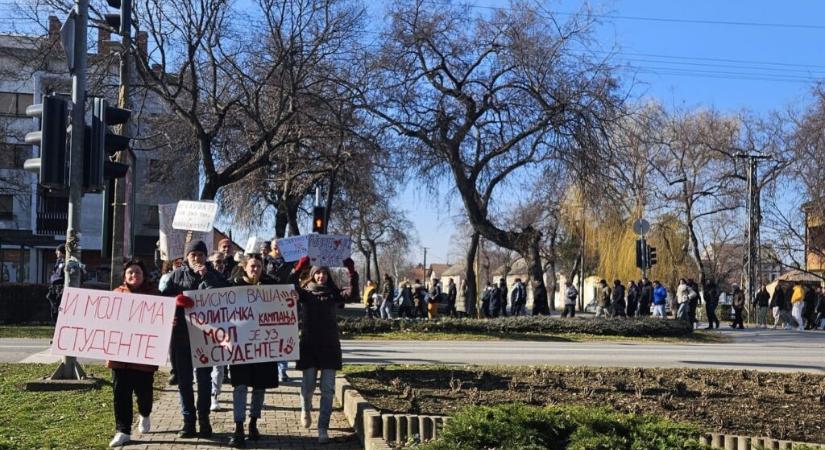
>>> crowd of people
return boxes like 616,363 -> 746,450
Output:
103,238 -> 358,448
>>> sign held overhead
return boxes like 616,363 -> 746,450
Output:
172,200 -> 218,232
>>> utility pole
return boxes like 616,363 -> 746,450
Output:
737,152 -> 769,321
52,0 -> 88,381
109,0 -> 132,289
422,246 -> 429,288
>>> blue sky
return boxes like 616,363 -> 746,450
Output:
399,0 -> 825,264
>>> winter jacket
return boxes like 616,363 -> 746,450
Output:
395,286 -> 413,307
640,283 -> 653,306
293,270 -> 357,371
731,289 -> 746,308
510,282 -> 527,306
598,285 -> 611,307
106,283 -> 162,373
362,283 -> 376,305
263,255 -> 293,284
653,285 -> 668,305
228,274 -> 279,389
791,285 -> 805,304
49,257 -> 65,285
564,285 -> 578,306
160,263 -> 229,345
676,283 -> 693,305
611,284 -> 626,307
381,278 -> 395,301
447,283 -> 457,304
769,288 -> 786,309
754,289 -> 770,307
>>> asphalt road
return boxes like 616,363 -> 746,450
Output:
5,327 -> 824,373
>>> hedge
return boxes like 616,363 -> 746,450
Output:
419,403 -> 709,450
337,316 -> 694,337
0,283 -> 52,324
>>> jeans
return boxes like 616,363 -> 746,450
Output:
173,344 -> 212,425
706,301 -> 719,328
112,368 -> 153,435
278,361 -> 289,378
211,365 -> 224,396
301,368 -> 336,430
232,385 -> 265,422
379,298 -> 393,319
756,306 -> 768,327
652,304 -> 665,318
561,304 -> 575,317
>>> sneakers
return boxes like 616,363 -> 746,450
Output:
138,415 -> 151,434
210,394 -> 220,411
301,410 -> 312,429
109,432 -> 131,447
318,428 -> 330,444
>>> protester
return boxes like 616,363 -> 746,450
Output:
291,256 -> 358,444
226,254 -> 278,448
362,280 -> 377,319
379,274 -> 395,319
703,279 -> 720,329
158,257 -> 184,386
652,281 -> 667,318
791,282 -> 805,331
107,259 -> 161,448
497,278 -> 508,317
510,278 -> 527,316
218,238 -> 238,277
676,279 -> 692,322
45,244 -> 65,322
428,279 -> 442,319
489,281 -> 502,318
730,284 -> 745,329
481,282 -> 493,318
639,278 -> 653,316
413,279 -> 428,318
626,281 -> 639,317
686,278 -> 700,327
596,279 -> 611,318
754,284 -> 770,328
562,281 -> 577,318
803,284 -> 818,330
770,283 -> 788,329
161,240 -> 229,438
611,280 -> 626,318
445,278 -> 457,317
395,282 -> 415,318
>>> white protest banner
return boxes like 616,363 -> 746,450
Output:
276,234 -> 350,267
50,287 -> 175,366
159,203 -> 213,260
172,200 -> 218,232
183,284 -> 300,368
245,236 -> 261,255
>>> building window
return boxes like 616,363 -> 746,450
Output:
0,143 -> 29,169
0,195 -> 13,220
0,92 -> 33,116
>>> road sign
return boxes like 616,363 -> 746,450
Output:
633,218 -> 650,236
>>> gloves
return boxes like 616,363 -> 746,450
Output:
175,294 -> 195,308
294,256 -> 310,274
343,257 -> 355,274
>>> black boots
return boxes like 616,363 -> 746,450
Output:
198,418 -> 213,438
248,417 -> 261,441
178,422 -> 196,438
229,422 -> 245,448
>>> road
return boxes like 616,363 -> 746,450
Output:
4,328 -> 824,373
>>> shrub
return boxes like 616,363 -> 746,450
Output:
419,403 -> 709,450
0,283 -> 51,324
338,316 -> 693,337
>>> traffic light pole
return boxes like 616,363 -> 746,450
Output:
52,0 -> 88,381
109,0 -> 132,289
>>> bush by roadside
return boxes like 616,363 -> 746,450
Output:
0,284 -> 51,324
419,403 -> 709,450
338,316 -> 694,337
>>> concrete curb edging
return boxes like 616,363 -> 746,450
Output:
335,376 -> 824,450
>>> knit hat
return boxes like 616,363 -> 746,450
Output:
309,265 -> 329,279
185,240 -> 208,256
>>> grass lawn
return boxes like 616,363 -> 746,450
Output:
0,325 -> 55,339
0,363 -> 165,450
343,329 -> 728,343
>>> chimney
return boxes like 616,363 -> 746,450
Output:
48,16 -> 61,42
135,31 -> 148,63
97,28 -> 111,55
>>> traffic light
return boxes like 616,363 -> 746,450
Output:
104,0 -> 131,36
635,239 -> 646,269
312,206 -> 326,233
647,246 -> 658,267
83,97 -> 131,192
23,95 -> 69,189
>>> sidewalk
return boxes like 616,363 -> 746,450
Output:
125,373 -> 361,450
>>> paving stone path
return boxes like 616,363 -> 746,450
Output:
123,374 -> 361,449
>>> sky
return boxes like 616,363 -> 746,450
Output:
397,0 -> 825,265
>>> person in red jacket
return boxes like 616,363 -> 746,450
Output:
108,259 -> 163,447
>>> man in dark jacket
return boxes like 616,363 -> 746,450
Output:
46,244 -> 66,322
611,280 -> 626,317
687,278 -> 700,327
489,282 -> 503,318
730,284 -> 745,329
161,240 -> 229,438
510,278 -> 527,316
498,278 -> 508,317
446,279 -> 457,317
639,278 -> 653,316
264,240 -> 293,283
703,280 -> 720,329
626,281 -> 639,317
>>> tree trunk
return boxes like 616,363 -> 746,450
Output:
274,201 -> 288,239
363,250 -> 372,281
684,201 -> 707,288
525,231 -> 546,313
368,240 -> 381,282
464,231 -> 480,317
286,196 -> 300,237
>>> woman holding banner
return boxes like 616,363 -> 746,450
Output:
227,254 -> 279,448
291,256 -> 358,445
108,259 -> 161,447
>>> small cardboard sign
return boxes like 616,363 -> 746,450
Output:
276,234 -> 351,267
183,284 -> 300,368
159,203 -> 213,261
172,200 -> 218,232
50,287 -> 175,366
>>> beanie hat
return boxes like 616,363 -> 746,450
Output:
185,240 -> 208,256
